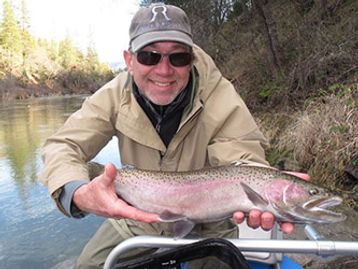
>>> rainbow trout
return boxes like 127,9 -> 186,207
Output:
88,161 -> 346,238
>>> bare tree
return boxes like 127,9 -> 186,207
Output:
252,0 -> 282,75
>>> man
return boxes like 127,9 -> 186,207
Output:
40,3 -> 294,269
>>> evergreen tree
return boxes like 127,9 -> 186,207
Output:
86,37 -> 101,71
19,0 -> 36,65
58,36 -> 82,68
0,0 -> 22,54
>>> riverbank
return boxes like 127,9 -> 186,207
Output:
0,66 -> 115,101
256,83 -> 357,209
0,79 -> 93,101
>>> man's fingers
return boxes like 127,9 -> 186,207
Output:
234,210 -> 294,234
233,211 -> 245,224
104,162 -> 117,182
280,222 -> 294,234
248,209 -> 261,229
261,211 -> 275,231
284,171 -> 310,181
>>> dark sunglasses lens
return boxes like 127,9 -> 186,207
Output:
169,53 -> 192,67
137,51 -> 162,65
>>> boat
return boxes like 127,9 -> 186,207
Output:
103,223 -> 358,269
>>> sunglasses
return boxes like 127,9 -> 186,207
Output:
136,51 -> 193,67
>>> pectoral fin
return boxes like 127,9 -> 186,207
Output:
240,182 -> 269,208
271,202 -> 296,222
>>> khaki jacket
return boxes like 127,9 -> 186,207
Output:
40,45 -> 268,218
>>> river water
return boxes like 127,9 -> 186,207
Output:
0,95 -> 121,269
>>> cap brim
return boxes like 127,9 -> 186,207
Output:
131,30 -> 193,52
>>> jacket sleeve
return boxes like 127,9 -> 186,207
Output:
39,85 -> 118,213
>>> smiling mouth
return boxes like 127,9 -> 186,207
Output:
151,79 -> 174,87
155,82 -> 171,87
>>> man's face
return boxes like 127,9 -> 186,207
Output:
124,42 -> 192,106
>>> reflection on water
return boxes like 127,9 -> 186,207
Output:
0,96 -> 119,269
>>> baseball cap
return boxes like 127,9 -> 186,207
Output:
129,3 -> 193,52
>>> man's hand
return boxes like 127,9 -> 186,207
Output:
233,210 -> 294,234
232,171 -> 310,234
73,162 -> 159,223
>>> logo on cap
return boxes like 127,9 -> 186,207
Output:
150,5 -> 171,22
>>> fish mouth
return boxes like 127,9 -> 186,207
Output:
273,196 -> 346,224
293,196 -> 346,223
302,196 -> 343,209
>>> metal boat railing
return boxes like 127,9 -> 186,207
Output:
103,225 -> 358,269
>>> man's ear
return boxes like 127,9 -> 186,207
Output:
123,50 -> 133,75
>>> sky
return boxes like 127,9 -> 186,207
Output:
22,0 -> 140,63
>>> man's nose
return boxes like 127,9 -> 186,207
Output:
154,56 -> 174,75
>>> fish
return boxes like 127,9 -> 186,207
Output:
88,161 -> 346,238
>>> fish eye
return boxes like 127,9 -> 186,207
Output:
309,188 -> 319,195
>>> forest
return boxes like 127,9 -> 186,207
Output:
0,0 -> 357,206
0,0 -> 114,100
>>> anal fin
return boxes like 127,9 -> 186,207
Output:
158,211 -> 196,239
159,210 -> 187,222
173,220 -> 195,239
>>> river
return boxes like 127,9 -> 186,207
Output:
0,95 -> 357,269
0,95 -> 121,269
